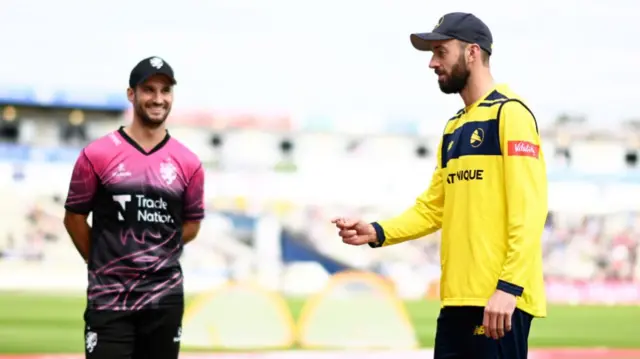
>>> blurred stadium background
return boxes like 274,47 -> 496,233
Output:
1,0 -> 639,358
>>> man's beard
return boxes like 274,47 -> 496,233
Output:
134,101 -> 170,129
438,57 -> 470,94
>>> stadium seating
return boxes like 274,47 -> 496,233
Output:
0,159 -> 638,298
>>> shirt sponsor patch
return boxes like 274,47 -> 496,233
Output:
508,141 -> 539,158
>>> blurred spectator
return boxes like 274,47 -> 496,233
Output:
0,182 -> 638,283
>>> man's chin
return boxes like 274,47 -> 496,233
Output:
147,112 -> 167,119
140,115 -> 167,127
145,112 -> 168,122
438,84 -> 458,94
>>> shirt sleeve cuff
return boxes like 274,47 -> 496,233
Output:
64,205 -> 90,215
368,222 -> 386,248
184,214 -> 205,221
497,279 -> 524,297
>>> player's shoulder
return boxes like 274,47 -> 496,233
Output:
81,129 -> 127,164
447,108 -> 466,123
492,86 -> 539,133
491,84 -> 523,100
167,136 -> 202,168
489,85 -> 534,116
448,85 -> 529,126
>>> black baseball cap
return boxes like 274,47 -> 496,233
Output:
410,12 -> 493,55
128,56 -> 177,88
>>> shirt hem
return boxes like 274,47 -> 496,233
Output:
86,300 -> 184,311
441,297 -> 546,318
64,205 -> 90,215
184,215 -> 205,221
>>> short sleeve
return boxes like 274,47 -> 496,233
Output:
183,164 -> 205,221
64,150 -> 99,214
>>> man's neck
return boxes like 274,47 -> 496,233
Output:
460,69 -> 495,108
124,120 -> 166,150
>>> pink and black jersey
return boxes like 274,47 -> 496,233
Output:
65,127 -> 205,311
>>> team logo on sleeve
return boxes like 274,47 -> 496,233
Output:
508,141 -> 539,158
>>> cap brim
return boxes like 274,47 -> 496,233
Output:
410,32 -> 454,51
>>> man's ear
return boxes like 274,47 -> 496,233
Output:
126,87 -> 135,103
467,44 -> 482,65
459,41 -> 475,64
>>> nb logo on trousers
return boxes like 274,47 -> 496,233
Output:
173,327 -> 182,343
473,325 -> 486,336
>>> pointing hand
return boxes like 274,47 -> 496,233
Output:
331,217 -> 377,246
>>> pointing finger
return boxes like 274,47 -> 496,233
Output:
341,219 -> 359,228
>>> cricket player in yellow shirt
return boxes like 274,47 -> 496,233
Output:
333,12 -> 547,359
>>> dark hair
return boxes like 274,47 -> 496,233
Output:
459,41 -> 490,65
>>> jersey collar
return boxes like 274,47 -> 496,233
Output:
118,126 -> 171,156
464,83 -> 508,112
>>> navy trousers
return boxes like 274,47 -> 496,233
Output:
433,306 -> 533,359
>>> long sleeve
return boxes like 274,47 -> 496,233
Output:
497,100 -> 548,296
370,141 -> 445,247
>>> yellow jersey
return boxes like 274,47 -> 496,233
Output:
370,84 -> 548,317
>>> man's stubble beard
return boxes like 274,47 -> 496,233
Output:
438,55 -> 471,95
134,100 -> 170,129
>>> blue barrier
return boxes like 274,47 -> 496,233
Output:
280,229 -> 353,274
0,144 -> 81,163
0,86 -> 129,111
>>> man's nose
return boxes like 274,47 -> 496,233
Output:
429,56 -> 439,69
151,93 -> 164,103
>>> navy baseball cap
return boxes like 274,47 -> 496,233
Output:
410,12 -> 493,55
128,56 -> 177,88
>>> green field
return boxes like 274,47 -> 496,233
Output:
0,292 -> 638,353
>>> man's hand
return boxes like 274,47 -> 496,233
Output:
483,289 -> 517,340
331,218 -> 377,246
63,211 -> 91,263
